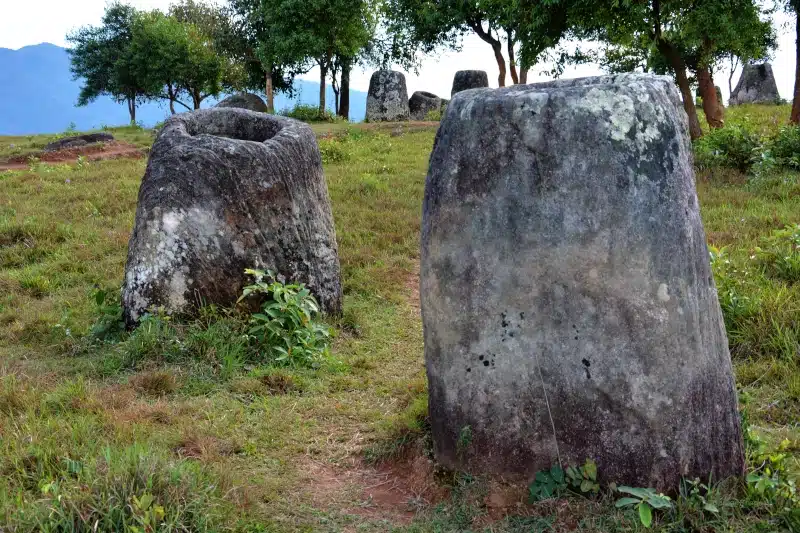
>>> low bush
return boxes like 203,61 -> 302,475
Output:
694,124 -> 761,173
280,104 -> 341,123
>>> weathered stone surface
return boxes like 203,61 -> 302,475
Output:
730,63 -> 780,105
366,70 -> 410,122
43,133 -> 114,152
421,73 -> 744,490
215,93 -> 269,112
122,108 -> 342,326
450,70 -> 488,97
409,91 -> 444,120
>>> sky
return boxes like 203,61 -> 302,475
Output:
1,0 -> 796,103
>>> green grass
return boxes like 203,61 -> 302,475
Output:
1,106 -> 799,531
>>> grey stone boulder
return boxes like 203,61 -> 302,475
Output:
122,108 -> 342,326
215,93 -> 269,113
730,63 -> 780,105
43,132 -> 114,152
421,73 -> 744,490
450,70 -> 488,97
365,70 -> 410,122
409,91 -> 444,120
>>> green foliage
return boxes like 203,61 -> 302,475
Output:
615,486 -> 673,528
129,9 -> 225,111
239,269 -> 333,367
566,458 -> 600,495
424,106 -> 444,121
529,459 -> 600,502
88,288 -> 126,343
66,2 -> 153,121
694,124 -> 761,172
754,225 -> 800,284
529,464 -> 567,501
759,125 -> 800,172
280,103 -> 338,123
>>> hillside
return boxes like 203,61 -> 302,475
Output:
0,43 -> 367,134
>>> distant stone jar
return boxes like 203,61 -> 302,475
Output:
409,91 -> 444,120
450,70 -> 488,97
421,73 -> 744,491
215,93 -> 269,112
365,70 -> 410,122
730,63 -> 780,105
122,108 -> 342,327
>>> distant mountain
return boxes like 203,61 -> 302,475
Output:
0,43 -> 367,135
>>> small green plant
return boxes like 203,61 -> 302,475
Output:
280,104 -> 340,123
615,486 -> 673,528
89,288 -> 126,342
424,107 -> 444,121
694,124 -> 761,173
238,269 -> 332,367
754,224 -> 800,284
130,492 -> 166,533
529,464 -> 567,501
27,155 -> 40,172
318,137 -> 351,163
529,459 -> 600,502
566,458 -> 600,494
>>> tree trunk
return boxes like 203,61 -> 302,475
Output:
319,63 -> 327,115
520,68 -> 528,84
168,84 -> 176,115
265,64 -> 275,114
128,97 -> 136,124
469,21 -> 506,87
492,41 -> 507,87
728,54 -> 738,97
192,89 -> 201,110
339,60 -> 351,119
658,41 -> 703,140
698,65 -> 724,128
792,9 -> 800,124
507,35 -> 519,85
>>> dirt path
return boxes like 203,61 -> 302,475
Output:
0,141 -> 146,171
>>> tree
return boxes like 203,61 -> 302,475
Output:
586,0 -> 773,139
169,0 -> 247,93
129,11 -> 225,112
384,0 -> 529,87
260,0 -> 373,115
67,2 -> 153,123
228,0 -> 302,112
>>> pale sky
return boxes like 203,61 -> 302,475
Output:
1,0 -> 796,103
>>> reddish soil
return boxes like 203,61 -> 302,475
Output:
0,141 -> 146,171
301,451 -> 449,525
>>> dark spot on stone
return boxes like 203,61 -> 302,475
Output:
574,336 -> 578,340
519,312 -> 525,319
467,367 -> 471,372
509,332 -> 514,338
483,360 -> 490,367
582,359 -> 590,367
479,355 -> 484,361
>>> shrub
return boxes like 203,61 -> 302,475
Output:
694,124 -> 761,173
238,269 -> 333,368
280,104 -> 339,123
755,224 -> 800,284
761,125 -> 800,172
318,137 -> 351,163
424,107 -> 444,121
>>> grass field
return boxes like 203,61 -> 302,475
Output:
1,105 -> 799,531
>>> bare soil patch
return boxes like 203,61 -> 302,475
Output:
301,451 -> 448,525
0,141 -> 146,170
